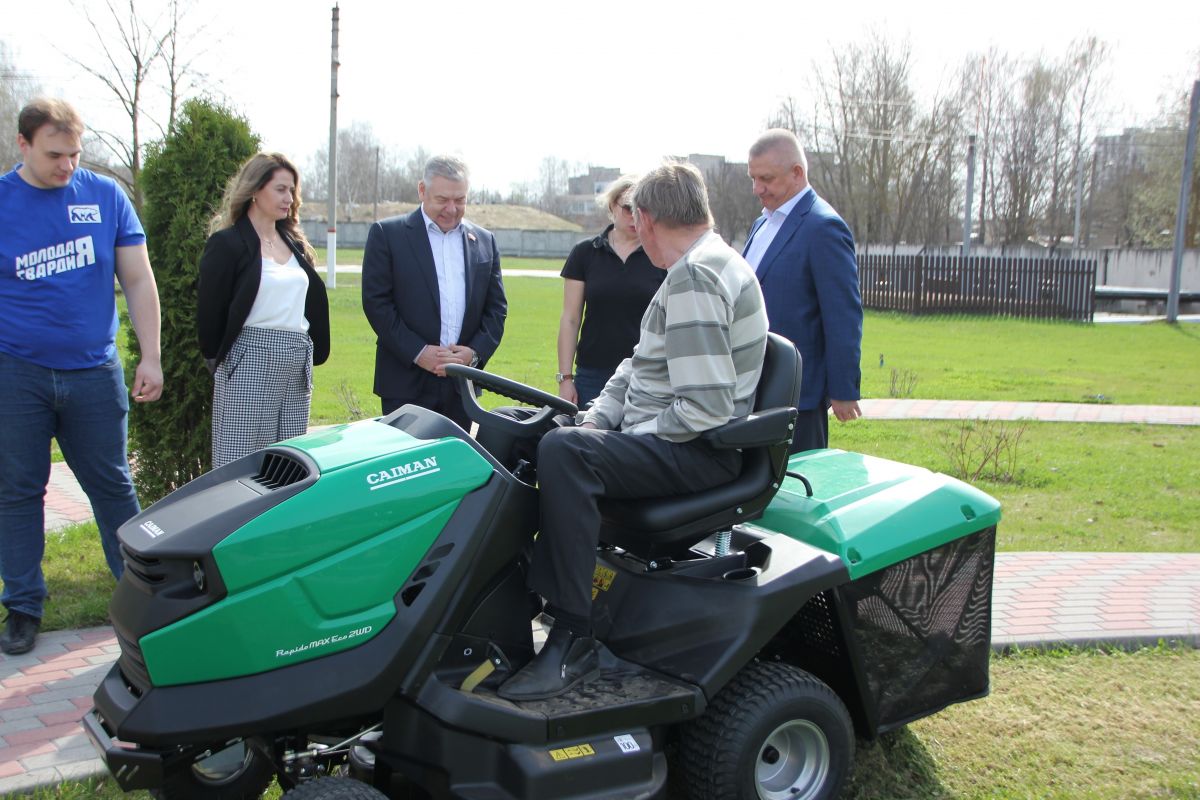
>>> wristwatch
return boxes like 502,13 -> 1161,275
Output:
470,353 -> 480,368
555,372 -> 573,383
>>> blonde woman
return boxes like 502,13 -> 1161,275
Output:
198,153 -> 329,468
555,176 -> 664,407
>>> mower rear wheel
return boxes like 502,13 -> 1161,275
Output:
282,777 -> 388,799
678,661 -> 854,800
154,739 -> 274,800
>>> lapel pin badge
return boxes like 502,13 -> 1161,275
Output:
467,232 -> 477,242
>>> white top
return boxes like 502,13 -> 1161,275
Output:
743,186 -> 812,271
244,252 -> 310,333
421,207 -> 467,346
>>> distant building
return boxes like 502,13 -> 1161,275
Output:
567,166 -> 622,197
1089,127 -> 1185,247
559,166 -> 623,230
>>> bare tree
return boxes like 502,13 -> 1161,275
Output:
706,161 -> 759,245
776,33 -> 964,246
67,0 -> 171,211
160,0 -> 209,133
0,42 -> 41,169
506,181 -> 537,206
538,156 -> 575,213
64,0 -> 209,211
305,136 -> 430,221
958,49 -> 1013,245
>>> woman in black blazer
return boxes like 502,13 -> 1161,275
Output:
198,152 -> 329,468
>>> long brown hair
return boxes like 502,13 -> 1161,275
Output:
210,152 -> 316,263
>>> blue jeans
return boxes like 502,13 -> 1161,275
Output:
0,351 -> 134,618
572,366 -> 613,410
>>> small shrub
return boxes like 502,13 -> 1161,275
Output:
126,98 -> 259,503
940,419 -> 1029,483
335,379 -> 366,420
888,368 -> 919,398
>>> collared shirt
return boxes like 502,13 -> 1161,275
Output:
421,207 -> 467,346
743,186 -> 812,271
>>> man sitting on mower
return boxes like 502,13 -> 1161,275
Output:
498,161 -> 769,701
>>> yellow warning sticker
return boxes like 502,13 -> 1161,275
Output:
549,743 -> 596,761
592,565 -> 616,592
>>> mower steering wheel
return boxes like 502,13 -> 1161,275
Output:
445,364 -> 578,436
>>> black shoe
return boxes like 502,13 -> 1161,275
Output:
497,626 -> 600,701
0,611 -> 41,656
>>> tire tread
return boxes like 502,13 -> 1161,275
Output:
679,661 -> 853,800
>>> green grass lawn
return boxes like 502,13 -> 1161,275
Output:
27,279 -> 1200,799
861,312 -> 1200,405
14,646 -> 1199,800
313,246 -> 562,272
835,419 -> 1200,553
311,276 -> 1199,424
313,246 -> 363,267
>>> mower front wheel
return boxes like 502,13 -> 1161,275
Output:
282,777 -> 388,799
679,661 -> 854,800
154,739 -> 275,800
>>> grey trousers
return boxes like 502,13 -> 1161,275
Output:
529,426 -> 741,621
212,326 -> 313,469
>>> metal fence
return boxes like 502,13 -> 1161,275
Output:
858,253 -> 1098,322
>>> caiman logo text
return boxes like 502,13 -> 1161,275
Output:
366,456 -> 439,491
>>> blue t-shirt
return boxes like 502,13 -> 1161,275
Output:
0,166 -> 146,369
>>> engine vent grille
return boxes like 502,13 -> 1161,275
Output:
121,545 -> 165,585
114,626 -> 151,695
252,452 -> 310,490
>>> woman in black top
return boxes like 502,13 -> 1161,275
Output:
556,176 -> 665,407
197,152 -> 329,468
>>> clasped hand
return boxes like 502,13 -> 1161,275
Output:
417,344 -> 476,377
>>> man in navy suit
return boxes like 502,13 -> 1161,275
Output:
362,155 -> 507,429
744,129 -> 862,453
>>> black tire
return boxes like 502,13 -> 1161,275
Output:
282,777 -> 389,799
154,739 -> 275,800
679,661 -> 854,800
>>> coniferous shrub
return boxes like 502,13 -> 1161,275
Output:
125,98 -> 259,503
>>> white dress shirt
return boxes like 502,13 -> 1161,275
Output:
743,186 -> 812,271
421,208 -> 468,347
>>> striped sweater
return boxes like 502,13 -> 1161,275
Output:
584,230 -> 768,442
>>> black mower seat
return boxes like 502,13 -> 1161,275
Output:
597,332 -> 801,560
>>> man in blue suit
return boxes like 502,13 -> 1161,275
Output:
744,130 -> 862,453
362,155 -> 507,430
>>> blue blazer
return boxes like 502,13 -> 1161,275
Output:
361,209 -> 507,399
745,190 -> 862,411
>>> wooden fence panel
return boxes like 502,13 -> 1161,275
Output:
856,253 -> 1096,321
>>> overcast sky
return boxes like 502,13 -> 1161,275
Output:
6,0 -> 1199,193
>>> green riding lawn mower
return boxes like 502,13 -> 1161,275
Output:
85,333 -> 1000,800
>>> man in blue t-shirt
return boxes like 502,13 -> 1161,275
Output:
0,98 -> 163,655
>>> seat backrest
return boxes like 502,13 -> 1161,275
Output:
755,332 -> 802,413
597,332 -> 801,559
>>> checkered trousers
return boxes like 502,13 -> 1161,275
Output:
211,326 -> 313,469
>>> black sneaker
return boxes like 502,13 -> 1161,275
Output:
0,611 -> 41,655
